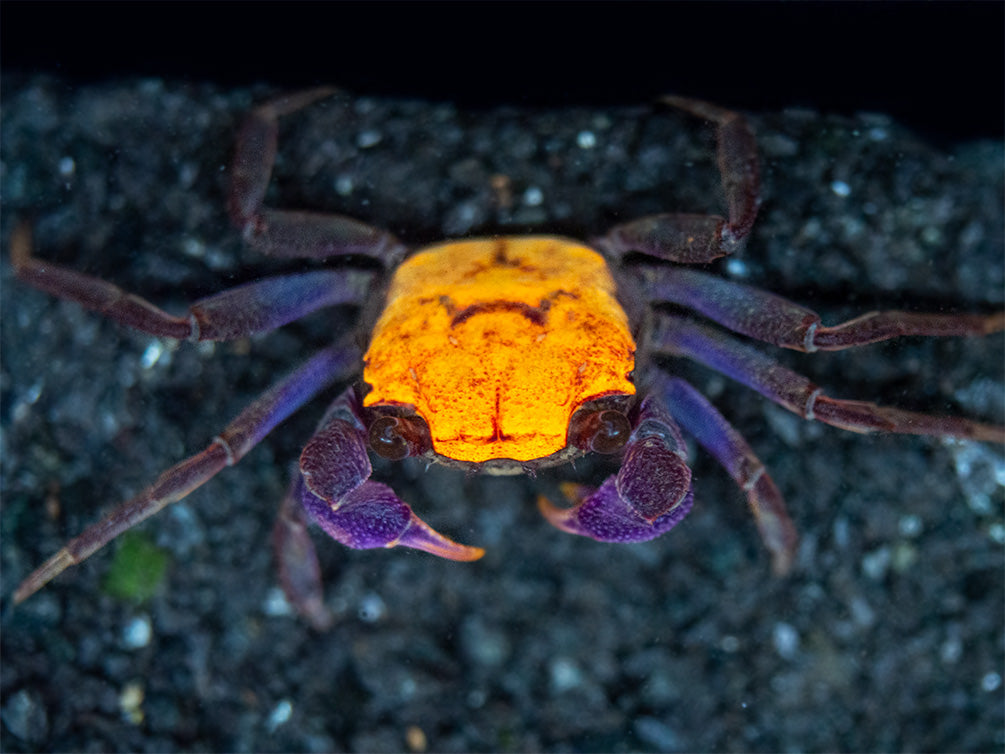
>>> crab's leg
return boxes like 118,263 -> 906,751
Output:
296,386 -> 485,561
644,267 -> 1005,351
538,395 -> 695,543
272,472 -> 333,631
653,315 -> 1005,443
12,344 -> 357,605
657,375 -> 798,574
11,221 -> 373,340
595,96 -> 760,264
230,88 -> 407,265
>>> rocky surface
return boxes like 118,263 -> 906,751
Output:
2,78 -> 1002,752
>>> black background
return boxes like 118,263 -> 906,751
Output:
3,1 -> 1002,141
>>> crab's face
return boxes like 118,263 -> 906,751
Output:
362,237 -> 636,468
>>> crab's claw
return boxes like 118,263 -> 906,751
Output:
539,395 -> 695,543
300,479 -> 484,560
539,478 -> 694,543
295,388 -> 484,561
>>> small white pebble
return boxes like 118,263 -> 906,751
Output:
58,156 -> 76,178
119,682 -> 145,724
833,516 -> 851,549
122,615 -> 152,650
262,587 -> 294,617
725,258 -> 749,278
940,634 -> 962,664
921,226 -> 942,245
399,677 -> 417,698
26,381 -> 43,404
356,129 -> 382,149
862,547 -> 891,580
773,622 -> 799,659
898,514 -> 922,538
266,699 -> 293,733
830,180 -> 851,197
140,341 -> 165,370
891,542 -> 918,572
358,592 -> 386,623
182,236 -> 206,259
849,595 -> 876,628
523,186 -> 543,206
335,175 -> 354,195
178,162 -> 199,187
549,656 -> 582,693
576,130 -> 596,149
981,672 -> 1001,692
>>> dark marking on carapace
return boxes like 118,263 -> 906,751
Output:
491,386 -> 507,443
450,300 -> 549,327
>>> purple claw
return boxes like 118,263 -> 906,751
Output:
616,435 -> 692,522
539,478 -> 694,543
296,386 -> 483,562
300,480 -> 484,561
539,393 -> 694,543
300,419 -> 372,503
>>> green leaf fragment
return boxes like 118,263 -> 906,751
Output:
103,532 -> 169,603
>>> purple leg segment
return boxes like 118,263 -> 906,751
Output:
643,267 -> 1005,351
190,270 -> 374,340
13,343 -> 358,604
538,394 -> 694,543
229,88 -> 406,265
296,387 -> 485,561
595,95 -> 760,264
653,315 -> 1005,444
658,375 -> 798,574
11,221 -> 374,341
273,474 -> 333,631
229,88 -> 338,226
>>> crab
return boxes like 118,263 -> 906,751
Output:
11,89 -> 1004,629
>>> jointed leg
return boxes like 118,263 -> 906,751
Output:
657,375 -> 798,574
229,88 -> 407,265
652,315 -> 1005,443
273,473 -> 333,631
643,266 -> 1004,351
13,343 -> 359,604
11,221 -> 374,340
595,96 -> 760,264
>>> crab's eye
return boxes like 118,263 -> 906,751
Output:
368,415 -> 431,460
568,408 -> 632,454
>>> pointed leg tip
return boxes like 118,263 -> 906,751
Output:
300,600 -> 336,632
12,548 -> 76,605
770,549 -> 796,577
11,586 -> 31,606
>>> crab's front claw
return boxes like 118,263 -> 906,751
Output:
300,419 -> 372,503
300,479 -> 485,561
539,477 -> 694,543
616,434 -> 693,522
540,394 -> 695,543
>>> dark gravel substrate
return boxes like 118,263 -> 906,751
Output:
2,78 -> 1003,753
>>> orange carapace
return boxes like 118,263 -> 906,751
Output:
363,237 -> 636,463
